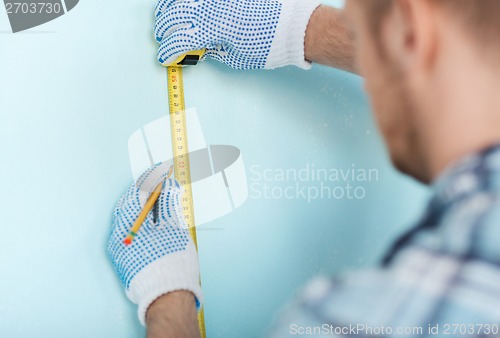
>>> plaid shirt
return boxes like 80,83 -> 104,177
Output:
268,145 -> 500,337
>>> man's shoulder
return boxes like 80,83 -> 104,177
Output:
268,173 -> 500,337
437,190 -> 500,263
468,192 -> 500,263
286,244 -> 500,336
398,188 -> 500,264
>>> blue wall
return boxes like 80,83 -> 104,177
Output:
0,1 -> 428,337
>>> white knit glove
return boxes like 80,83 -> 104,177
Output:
154,0 -> 321,69
107,162 -> 203,326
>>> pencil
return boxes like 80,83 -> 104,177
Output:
124,165 -> 174,246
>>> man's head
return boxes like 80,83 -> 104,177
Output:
344,0 -> 500,183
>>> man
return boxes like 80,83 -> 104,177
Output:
107,0 -> 500,337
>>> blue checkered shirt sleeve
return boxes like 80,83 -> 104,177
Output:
267,146 -> 500,337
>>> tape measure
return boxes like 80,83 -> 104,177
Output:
166,49 -> 207,338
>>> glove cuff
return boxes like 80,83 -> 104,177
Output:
265,0 -> 321,70
125,241 -> 204,326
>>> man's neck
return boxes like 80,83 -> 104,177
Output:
419,45 -> 500,182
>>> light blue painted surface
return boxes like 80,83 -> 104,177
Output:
0,0 -> 428,337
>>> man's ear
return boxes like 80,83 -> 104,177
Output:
381,0 -> 437,73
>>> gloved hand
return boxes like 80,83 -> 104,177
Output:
154,0 -> 320,69
107,162 -> 203,326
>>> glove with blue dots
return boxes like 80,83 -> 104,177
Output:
107,162 -> 203,326
155,0 -> 320,69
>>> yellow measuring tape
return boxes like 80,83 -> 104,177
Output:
166,49 -> 207,338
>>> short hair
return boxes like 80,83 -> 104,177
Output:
358,0 -> 500,49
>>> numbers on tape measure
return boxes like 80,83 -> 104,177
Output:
167,66 -> 205,338
167,66 -> 197,233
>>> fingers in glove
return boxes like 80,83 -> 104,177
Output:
155,2 -> 197,42
155,0 -> 176,17
114,186 -> 148,225
155,0 -> 198,17
149,178 -> 187,230
135,161 -> 172,193
205,45 -> 254,69
158,27 -> 204,65
113,162 -> 173,233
